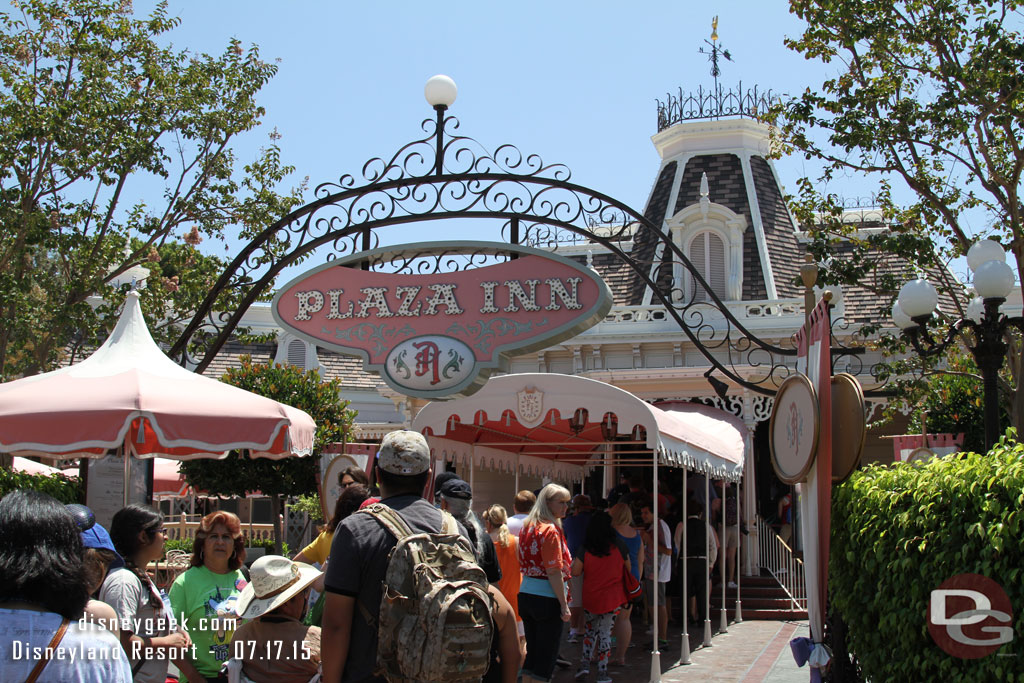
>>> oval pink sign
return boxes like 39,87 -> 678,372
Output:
272,242 -> 613,398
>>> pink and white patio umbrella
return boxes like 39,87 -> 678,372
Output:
0,291 -> 315,503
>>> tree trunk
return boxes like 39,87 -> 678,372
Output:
272,492 -> 283,556
1012,371 -> 1024,441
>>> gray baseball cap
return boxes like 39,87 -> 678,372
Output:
377,430 -> 431,476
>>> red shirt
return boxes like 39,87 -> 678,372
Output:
518,521 -> 571,583
581,550 -> 628,614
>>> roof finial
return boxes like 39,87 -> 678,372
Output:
698,16 -> 732,94
699,172 -> 710,218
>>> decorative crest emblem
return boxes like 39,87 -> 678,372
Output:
516,387 -> 544,426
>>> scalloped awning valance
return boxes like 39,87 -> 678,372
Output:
412,373 -> 743,482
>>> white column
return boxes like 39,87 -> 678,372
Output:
679,466 -> 690,664
703,473 -> 712,647
719,482 -> 728,633
650,448 -> 662,682
514,452 -> 520,495
741,391 -> 759,577
734,480 -> 743,623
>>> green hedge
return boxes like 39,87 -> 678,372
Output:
160,536 -> 288,559
831,436 -> 1024,680
0,468 -> 83,504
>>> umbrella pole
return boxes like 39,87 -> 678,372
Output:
123,440 -> 130,508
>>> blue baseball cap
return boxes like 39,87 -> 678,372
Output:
66,504 -> 124,569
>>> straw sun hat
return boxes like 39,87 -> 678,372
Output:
236,555 -> 321,620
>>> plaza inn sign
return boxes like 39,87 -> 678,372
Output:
272,241 -> 613,398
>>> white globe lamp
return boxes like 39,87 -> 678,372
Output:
973,259 -> 1015,300
424,75 -> 457,109
966,239 -> 1004,272
897,278 -> 938,318
891,301 -> 916,330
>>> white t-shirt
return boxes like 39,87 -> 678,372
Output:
100,567 -> 177,683
643,519 -> 672,583
507,513 -> 528,537
0,606 -> 132,682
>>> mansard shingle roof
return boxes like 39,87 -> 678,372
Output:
751,156 -> 803,299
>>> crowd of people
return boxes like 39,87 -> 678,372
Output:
0,432 -> 746,683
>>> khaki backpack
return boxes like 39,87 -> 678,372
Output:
359,503 -> 494,682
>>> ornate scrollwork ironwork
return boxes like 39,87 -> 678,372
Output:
656,83 -> 781,131
168,106 -> 886,400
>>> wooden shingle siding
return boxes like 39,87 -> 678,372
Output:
751,156 -> 803,299
626,161 -> 678,305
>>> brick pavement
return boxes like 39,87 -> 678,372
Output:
548,616 -> 811,683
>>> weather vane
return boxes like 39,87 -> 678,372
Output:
698,16 -> 732,93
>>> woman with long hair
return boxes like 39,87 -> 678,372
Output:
482,504 -> 524,653
102,504 -> 192,682
517,484 -> 572,683
298,483 -> 371,625
294,467 -> 370,566
570,510 -> 628,683
608,501 -> 644,666
0,490 -> 131,682
169,510 -> 248,683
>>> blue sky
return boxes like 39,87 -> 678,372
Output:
141,1 -> 970,285
151,1 -> 845,205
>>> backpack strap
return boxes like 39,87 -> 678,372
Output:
24,617 -> 70,683
440,509 -> 458,535
359,503 -> 416,541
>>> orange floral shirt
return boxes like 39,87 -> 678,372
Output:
518,521 -> 571,582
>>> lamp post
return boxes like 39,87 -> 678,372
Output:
892,239 -> 1022,451
424,74 -> 457,175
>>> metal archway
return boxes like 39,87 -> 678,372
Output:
169,100 -> 877,397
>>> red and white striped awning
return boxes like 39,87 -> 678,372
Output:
412,373 -> 743,482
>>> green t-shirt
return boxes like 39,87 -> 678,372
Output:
169,565 -> 247,680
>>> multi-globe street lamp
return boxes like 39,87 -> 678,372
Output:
892,239 -> 1021,451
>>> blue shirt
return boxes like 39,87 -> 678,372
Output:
562,510 -> 593,560
617,531 -> 643,581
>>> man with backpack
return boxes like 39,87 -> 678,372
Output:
321,430 -> 487,683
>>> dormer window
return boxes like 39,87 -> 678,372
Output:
274,332 -> 320,373
688,230 -> 727,302
287,339 -> 307,366
666,173 -> 747,303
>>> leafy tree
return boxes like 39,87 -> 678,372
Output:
769,0 -> 1024,435
905,348 -> 1010,453
178,358 -> 356,554
0,0 -> 304,380
0,468 -> 82,503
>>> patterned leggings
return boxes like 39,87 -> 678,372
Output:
581,607 -> 621,674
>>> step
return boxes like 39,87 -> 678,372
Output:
716,596 -> 800,610
727,585 -> 790,596
733,607 -> 808,621
738,575 -> 784,587
712,585 -> 791,600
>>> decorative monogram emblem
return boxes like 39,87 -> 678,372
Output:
516,387 -> 544,425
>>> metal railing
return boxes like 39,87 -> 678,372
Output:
166,512 -> 275,542
599,300 -> 804,325
757,514 -> 806,610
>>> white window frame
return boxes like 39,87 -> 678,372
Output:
667,200 -> 747,302
274,332 -> 321,373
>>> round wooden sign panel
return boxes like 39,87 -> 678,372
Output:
831,373 -> 866,484
769,374 -> 819,484
908,447 -> 936,464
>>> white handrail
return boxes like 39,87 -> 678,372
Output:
756,514 -> 806,610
